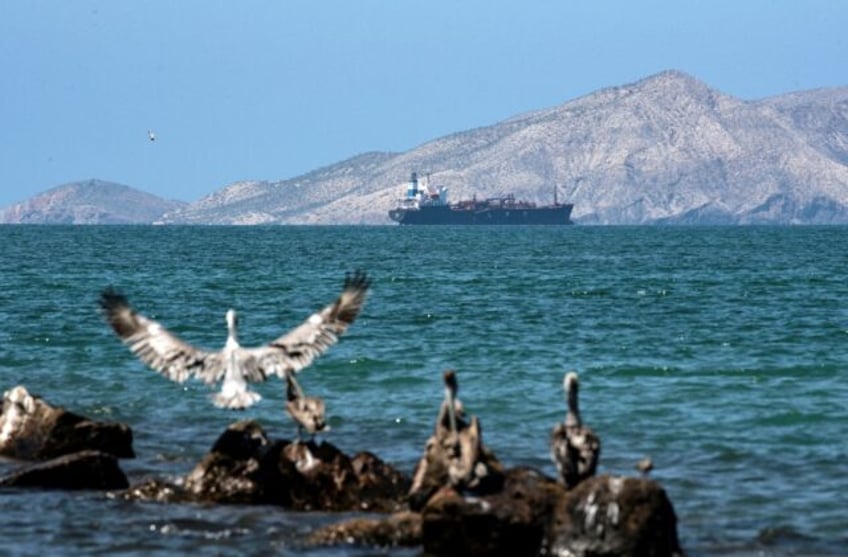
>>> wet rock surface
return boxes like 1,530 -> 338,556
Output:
0,450 -> 129,490
306,510 -> 423,549
123,420 -> 410,512
308,469 -> 682,557
0,385 -> 134,460
549,474 -> 683,557
0,385 -> 132,492
420,468 -> 558,557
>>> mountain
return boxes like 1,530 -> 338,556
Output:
8,70 -> 848,225
157,70 -> 848,225
0,180 -> 186,224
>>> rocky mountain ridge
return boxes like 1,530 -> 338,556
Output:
4,70 -> 848,225
0,179 -> 185,224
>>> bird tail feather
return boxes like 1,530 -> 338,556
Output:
212,390 -> 262,410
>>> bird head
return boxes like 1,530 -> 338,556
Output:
564,371 -> 579,394
225,309 -> 238,335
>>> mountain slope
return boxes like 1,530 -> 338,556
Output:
157,70 -> 848,225
0,180 -> 186,224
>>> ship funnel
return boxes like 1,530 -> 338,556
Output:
407,172 -> 419,199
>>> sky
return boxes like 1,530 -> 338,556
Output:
1,0 -> 846,206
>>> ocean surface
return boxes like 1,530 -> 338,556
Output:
0,225 -> 845,556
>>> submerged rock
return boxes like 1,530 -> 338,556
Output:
123,420 -> 410,512
0,385 -> 134,460
0,450 -> 129,490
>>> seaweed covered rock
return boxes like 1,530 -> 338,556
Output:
0,450 -> 129,490
0,385 -> 134,460
124,420 -> 410,512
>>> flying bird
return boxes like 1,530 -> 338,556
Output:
147,130 -> 156,142
100,270 -> 370,409
550,371 -> 601,488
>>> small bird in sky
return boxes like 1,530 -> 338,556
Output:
147,129 -> 156,142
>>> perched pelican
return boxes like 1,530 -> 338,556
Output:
285,370 -> 328,439
437,369 -> 461,437
550,371 -> 600,488
410,369 -> 497,505
100,270 -> 370,409
147,129 -> 156,142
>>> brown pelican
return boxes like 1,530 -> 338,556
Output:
284,370 -> 327,439
550,371 -> 600,488
100,270 -> 370,410
409,369 -> 498,505
436,369 -> 462,436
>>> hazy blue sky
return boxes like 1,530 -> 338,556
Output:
1,0 -> 845,206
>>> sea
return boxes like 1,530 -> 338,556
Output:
0,225 -> 845,556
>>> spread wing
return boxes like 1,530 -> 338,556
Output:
251,270 -> 370,378
99,288 -> 225,384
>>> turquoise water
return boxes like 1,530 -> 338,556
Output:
0,225 -> 846,556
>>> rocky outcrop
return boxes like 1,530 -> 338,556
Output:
0,450 -> 128,490
308,365 -> 681,556
0,385 -> 134,460
308,469 -> 683,557
0,386 -> 133,491
122,420 -> 410,512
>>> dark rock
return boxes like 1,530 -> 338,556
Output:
0,385 -> 134,460
351,451 -> 411,512
548,474 -> 684,557
421,468 -> 559,557
124,420 -> 410,512
0,450 -> 128,490
307,510 -> 423,548
415,469 -> 683,557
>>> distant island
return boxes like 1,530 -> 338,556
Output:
3,70 -> 847,225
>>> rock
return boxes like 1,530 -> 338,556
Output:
116,478 -> 187,503
307,510 -> 423,548
421,468 -> 560,557
0,450 -> 129,490
125,420 -> 410,512
415,469 -> 683,557
548,474 -> 684,557
351,451 -> 411,512
0,385 -> 134,460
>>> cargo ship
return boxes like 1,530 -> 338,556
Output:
388,172 -> 573,225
